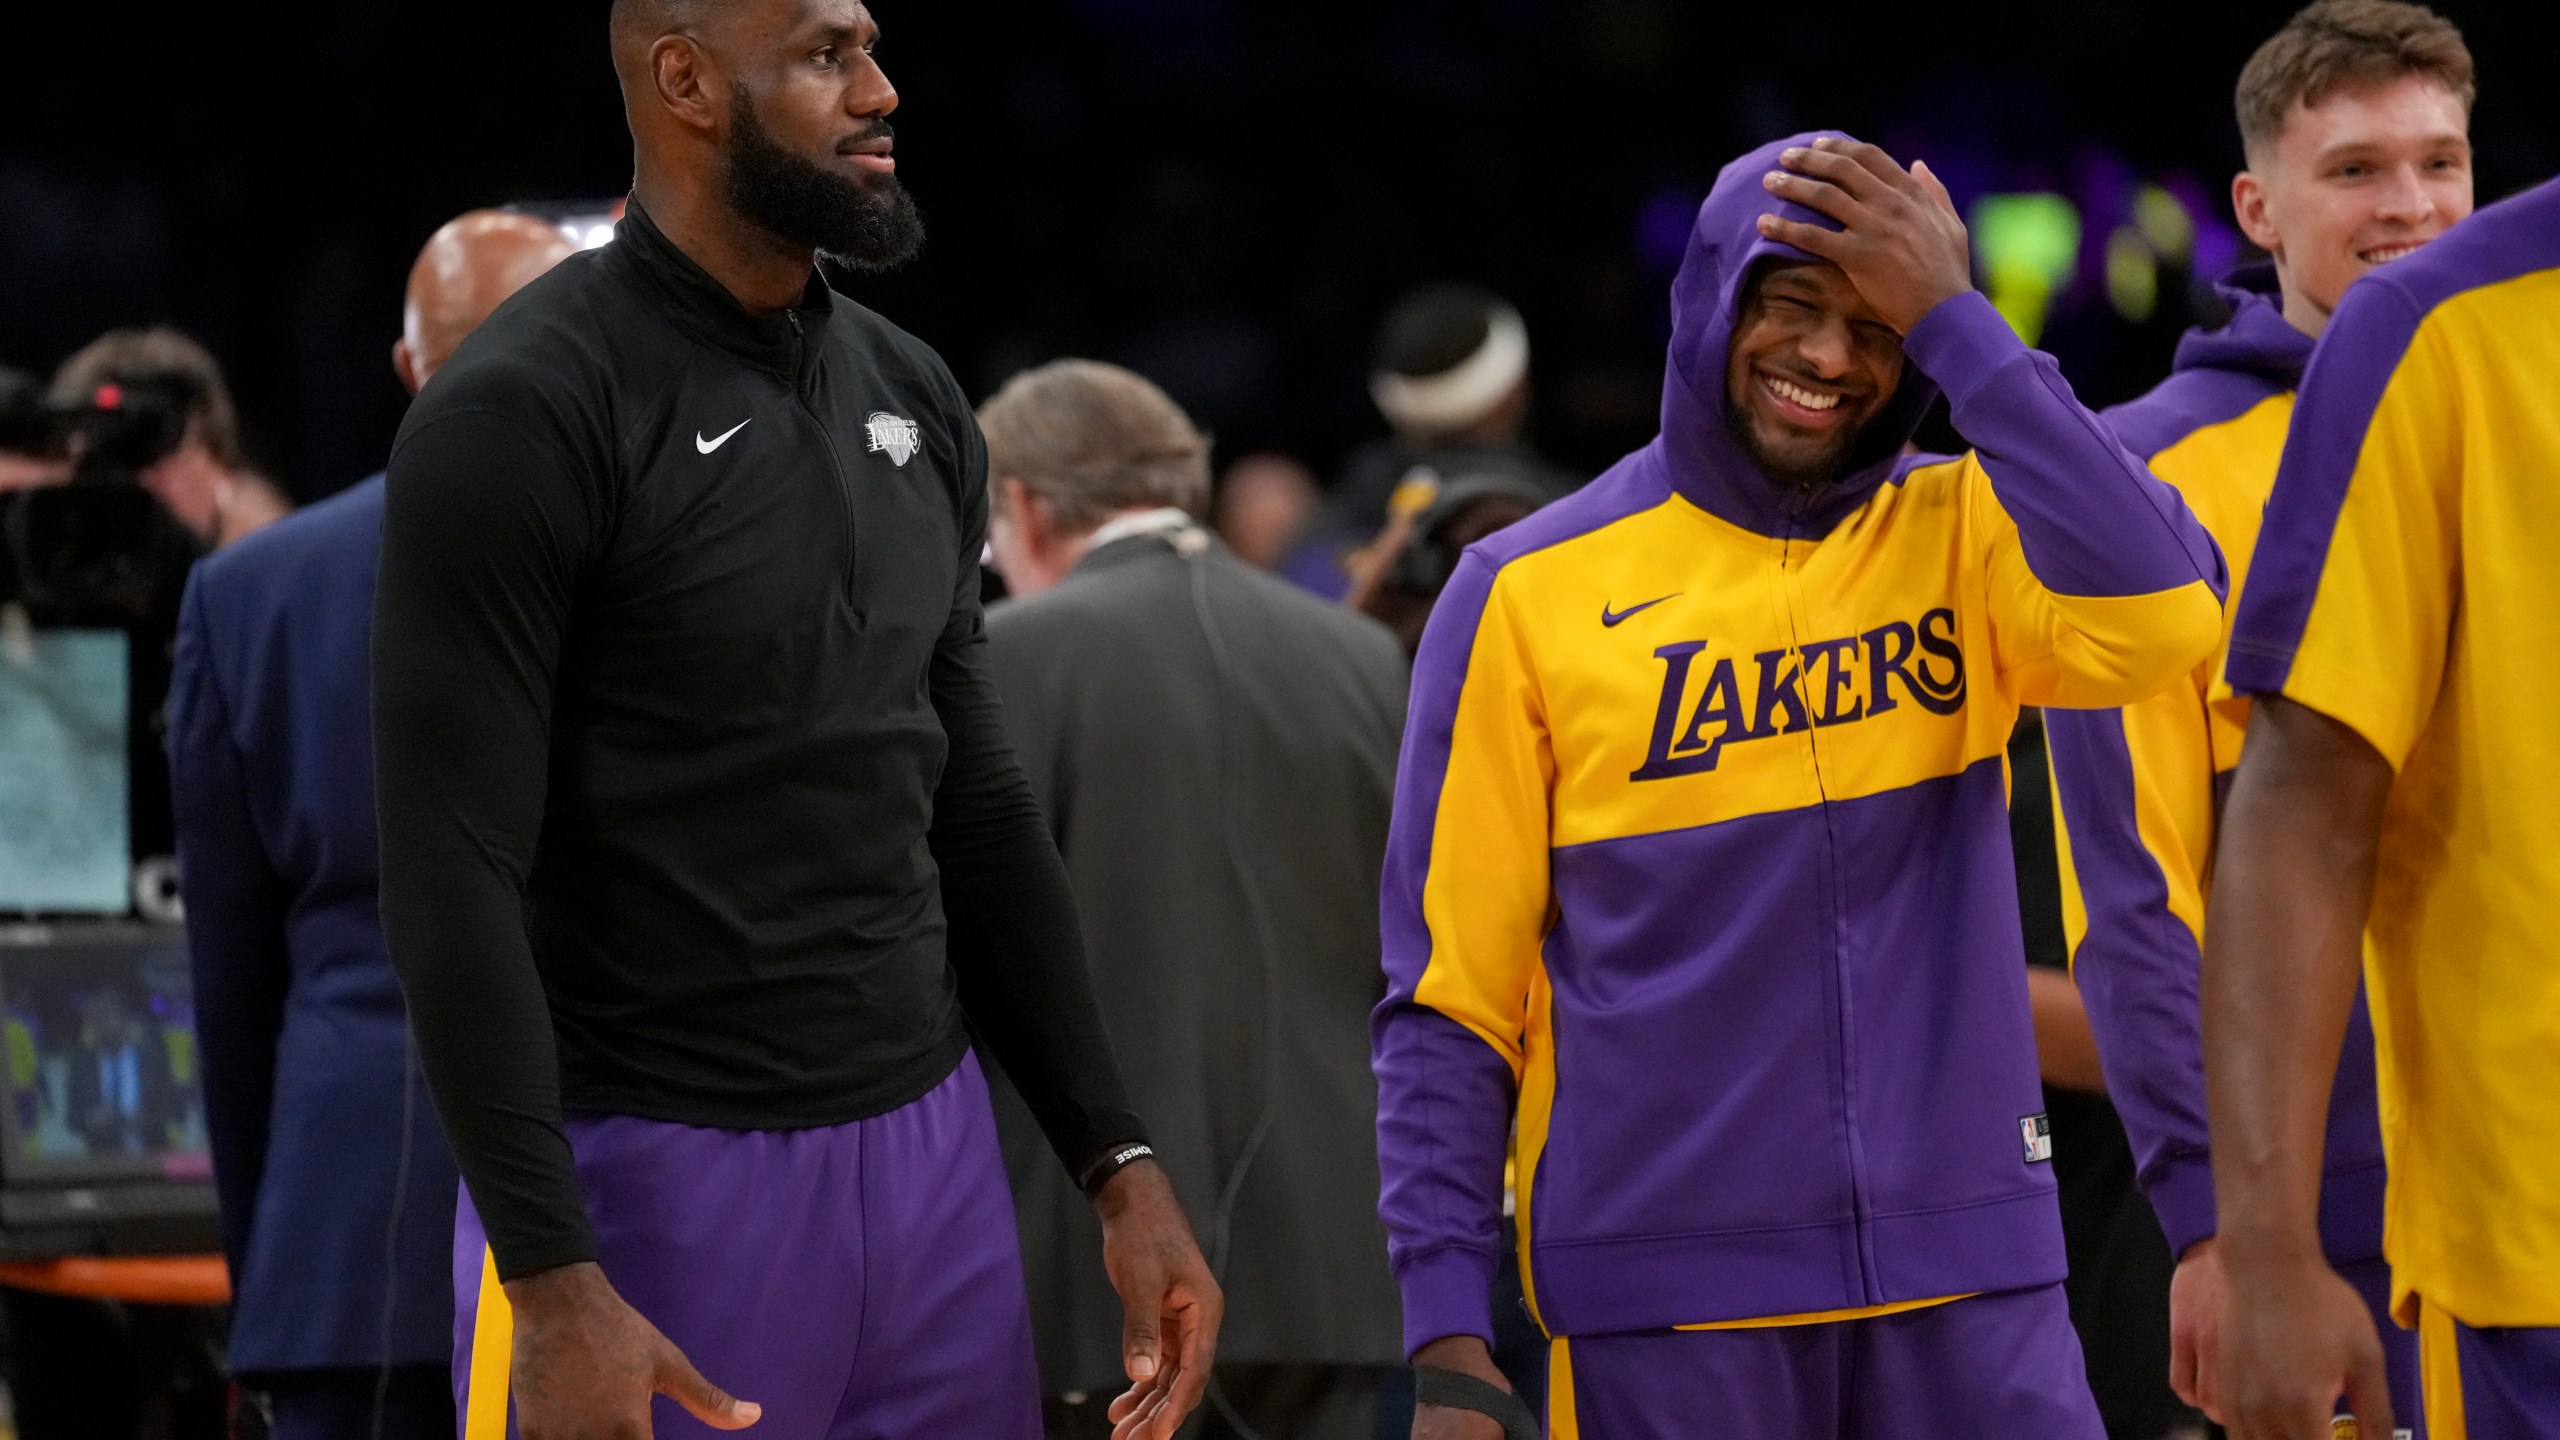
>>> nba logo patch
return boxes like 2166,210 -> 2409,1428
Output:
2019,1113 -> 2053,1164
865,411 -> 921,466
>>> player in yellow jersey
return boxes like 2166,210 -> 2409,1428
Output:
2206,174 -> 2560,1440
1375,131 -> 2225,1439
2043,2 -> 2474,1429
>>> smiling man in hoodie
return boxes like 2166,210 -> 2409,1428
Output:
1374,133 -> 2226,1439
2042,3 -> 2474,1432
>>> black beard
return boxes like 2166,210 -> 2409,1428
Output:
1725,392 -> 1856,494
723,90 -> 925,272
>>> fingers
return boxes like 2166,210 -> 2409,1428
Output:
2342,1338 -> 2396,1440
1912,159 -> 1960,221
1119,1266 -> 1164,1385
1780,141 -> 1885,201
1755,212 -> 1850,261
1810,134 -> 1910,189
657,1341 -> 762,1430
1108,1370 -> 1175,1440
1160,1336 -> 1213,1439
1763,166 -> 1862,228
2194,1337 -> 2224,1425
2168,1320 -> 2201,1411
1174,1278 -> 1222,1381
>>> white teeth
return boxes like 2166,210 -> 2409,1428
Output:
2362,245 -> 2420,263
1766,376 -> 1842,411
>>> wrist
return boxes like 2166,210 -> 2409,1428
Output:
1897,290 -> 2020,406
499,1259 -> 608,1314
1078,1139 -> 1157,1199
1089,1154 -> 1167,1221
1414,1334 -> 1502,1383
2213,1222 -> 2328,1274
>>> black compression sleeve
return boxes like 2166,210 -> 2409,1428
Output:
927,416 -> 1148,1176
374,403 -> 599,1281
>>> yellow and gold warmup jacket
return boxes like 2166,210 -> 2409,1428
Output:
2044,268 -> 2392,1267
1374,133 -> 2227,1352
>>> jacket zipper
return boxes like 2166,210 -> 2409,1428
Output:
1781,497 -> 1878,1306
787,310 -> 860,606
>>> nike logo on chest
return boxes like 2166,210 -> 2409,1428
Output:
696,418 -> 751,454
1602,594 -> 1681,627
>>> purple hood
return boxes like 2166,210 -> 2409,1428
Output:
2174,263 -> 2314,392
1651,131 -> 1945,540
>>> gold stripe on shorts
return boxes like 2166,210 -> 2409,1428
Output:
465,1247 -> 515,1440
2418,1297 -> 2468,1440
1547,1335 -> 1579,1440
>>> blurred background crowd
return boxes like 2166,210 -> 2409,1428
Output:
10,0 -> 2554,518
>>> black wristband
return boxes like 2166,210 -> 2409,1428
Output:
1414,1364 -> 1540,1440
1077,1141 -> 1156,1196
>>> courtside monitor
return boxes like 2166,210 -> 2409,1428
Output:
0,924 -> 218,1257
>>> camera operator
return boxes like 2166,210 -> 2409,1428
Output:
48,329 -> 288,550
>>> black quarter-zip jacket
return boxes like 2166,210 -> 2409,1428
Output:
372,202 -> 1143,1280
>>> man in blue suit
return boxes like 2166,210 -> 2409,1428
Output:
168,210 -> 574,1440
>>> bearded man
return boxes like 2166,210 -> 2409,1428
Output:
369,4 -> 1219,1438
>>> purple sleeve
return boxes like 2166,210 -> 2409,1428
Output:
1905,291 -> 2227,602
1372,551 -> 1519,1357
2040,706 -> 2218,1256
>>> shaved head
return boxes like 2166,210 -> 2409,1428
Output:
395,211 -> 577,394
609,0 -> 716,94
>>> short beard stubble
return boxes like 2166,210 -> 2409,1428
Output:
723,87 -> 926,273
1724,392 -> 1861,495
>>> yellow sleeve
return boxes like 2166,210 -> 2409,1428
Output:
1405,569 -> 1557,1072
2242,330 -> 2462,768
1969,455 -> 2225,712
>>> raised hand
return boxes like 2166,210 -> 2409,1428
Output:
1756,136 -> 1973,335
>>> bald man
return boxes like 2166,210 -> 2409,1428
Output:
394,210 -> 581,394
370,5 -> 1217,1440
167,211 -> 572,1440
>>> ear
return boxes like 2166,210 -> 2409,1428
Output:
2231,169 -> 2282,257
392,337 -> 424,397
650,34 -> 725,134
990,475 -> 1031,537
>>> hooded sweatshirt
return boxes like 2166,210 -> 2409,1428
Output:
1372,133 -> 2227,1353
2044,267 -> 2388,1268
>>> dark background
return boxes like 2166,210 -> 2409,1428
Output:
7,0 -> 2554,503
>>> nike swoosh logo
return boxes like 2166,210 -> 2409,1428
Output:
695,418 -> 751,454
1602,593 -> 1681,627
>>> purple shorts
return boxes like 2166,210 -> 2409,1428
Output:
2419,1299 -> 2560,1440
1547,1285 -> 2105,1440
452,1052 -> 1040,1439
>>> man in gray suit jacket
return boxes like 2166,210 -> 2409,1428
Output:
981,361 -> 1409,1440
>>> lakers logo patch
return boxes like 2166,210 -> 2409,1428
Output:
865,411 -> 921,466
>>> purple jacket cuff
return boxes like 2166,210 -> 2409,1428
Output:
1900,289 -> 2028,407
1397,1244 -> 1499,1358
2142,1150 -> 2218,1260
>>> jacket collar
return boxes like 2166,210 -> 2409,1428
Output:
2172,263 -> 2314,393
605,198 -> 835,380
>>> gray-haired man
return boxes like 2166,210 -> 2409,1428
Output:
981,360 -> 1411,1440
